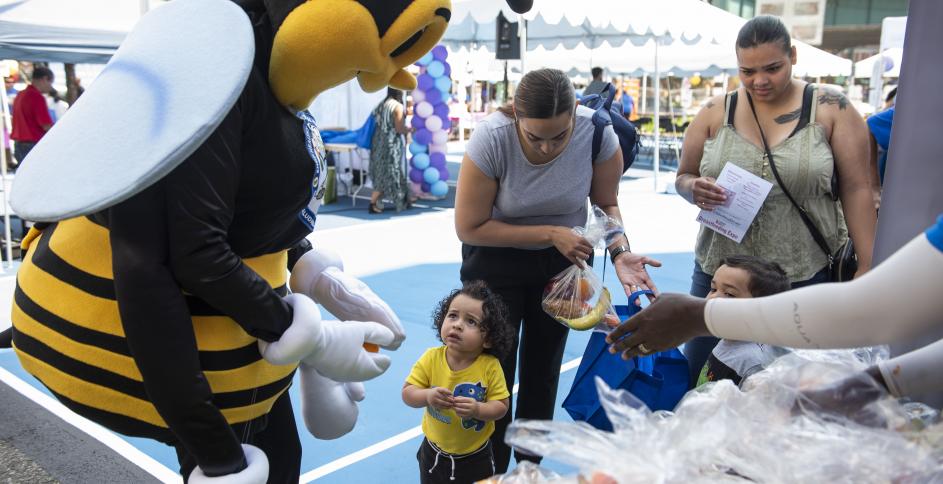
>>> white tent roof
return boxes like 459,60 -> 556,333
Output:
448,0 -> 741,48
854,48 -> 903,79
447,0 -> 850,78
0,0 -> 142,64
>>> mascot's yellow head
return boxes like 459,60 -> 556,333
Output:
267,0 -> 451,110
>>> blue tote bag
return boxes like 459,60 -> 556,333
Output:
562,290 -> 689,431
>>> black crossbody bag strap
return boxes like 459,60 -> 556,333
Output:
744,87 -> 834,267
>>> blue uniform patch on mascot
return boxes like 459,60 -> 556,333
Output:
298,110 -> 328,231
453,382 -> 487,431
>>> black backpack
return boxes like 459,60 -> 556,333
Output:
580,82 -> 640,172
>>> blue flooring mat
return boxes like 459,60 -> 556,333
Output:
0,251 -> 696,482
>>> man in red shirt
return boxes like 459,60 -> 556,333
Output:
10,66 -> 54,166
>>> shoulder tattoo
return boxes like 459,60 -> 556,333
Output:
775,108 -> 801,124
704,100 -> 716,110
818,89 -> 849,110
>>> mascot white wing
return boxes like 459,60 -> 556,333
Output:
10,0 -> 254,222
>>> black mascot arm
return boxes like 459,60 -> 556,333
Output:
109,184 -> 248,477
163,102 -> 292,342
287,237 -> 313,271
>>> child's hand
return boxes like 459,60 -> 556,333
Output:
452,397 -> 479,419
426,387 -> 454,410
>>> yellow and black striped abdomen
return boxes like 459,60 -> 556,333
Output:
11,217 -> 296,440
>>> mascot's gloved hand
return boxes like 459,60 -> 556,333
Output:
297,362 -> 365,439
289,248 -> 406,350
190,444 -> 268,484
258,293 -> 394,381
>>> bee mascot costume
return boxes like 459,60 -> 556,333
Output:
0,0 -> 533,481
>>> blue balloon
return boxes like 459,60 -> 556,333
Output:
417,52 -> 434,66
409,142 -> 427,155
432,45 -> 448,61
435,76 -> 452,93
430,180 -> 449,197
417,74 -> 435,91
421,181 -> 432,193
411,153 -> 430,170
423,166 -> 440,184
427,60 -> 445,78
443,62 -> 451,78
433,103 -> 449,120
424,88 -> 442,105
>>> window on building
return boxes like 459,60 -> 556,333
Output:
826,0 -> 908,26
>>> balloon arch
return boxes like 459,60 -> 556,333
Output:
408,45 -> 452,198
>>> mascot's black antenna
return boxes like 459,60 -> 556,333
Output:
505,0 -> 533,14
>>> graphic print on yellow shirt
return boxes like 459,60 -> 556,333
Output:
406,346 -> 510,454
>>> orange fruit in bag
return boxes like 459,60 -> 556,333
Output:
578,277 -> 595,301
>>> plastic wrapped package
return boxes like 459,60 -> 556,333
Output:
542,206 -> 624,332
505,349 -> 943,483
477,461 -> 576,483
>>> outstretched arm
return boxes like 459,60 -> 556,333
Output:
608,221 -> 943,357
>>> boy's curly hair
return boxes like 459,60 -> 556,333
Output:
431,280 -> 514,359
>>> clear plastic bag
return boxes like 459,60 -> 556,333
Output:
478,461 -> 576,483
505,348 -> 943,483
542,207 -> 624,332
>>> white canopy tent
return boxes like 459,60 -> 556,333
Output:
446,0 -> 852,189
0,0 -> 146,64
855,47 -> 903,79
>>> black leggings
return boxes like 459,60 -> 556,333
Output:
175,390 -> 301,483
461,244 -> 573,474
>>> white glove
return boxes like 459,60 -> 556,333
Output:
190,444 -> 268,484
289,248 -> 406,350
298,361 -> 366,439
258,294 -> 394,381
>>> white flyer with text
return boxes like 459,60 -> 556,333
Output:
696,163 -> 773,243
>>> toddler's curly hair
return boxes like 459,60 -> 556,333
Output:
431,280 -> 514,359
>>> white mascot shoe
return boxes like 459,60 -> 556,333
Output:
190,444 -> 268,484
289,248 -> 406,350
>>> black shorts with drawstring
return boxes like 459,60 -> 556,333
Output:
417,438 -> 496,484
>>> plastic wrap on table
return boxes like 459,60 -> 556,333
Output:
542,206 -> 624,332
477,461 -> 576,483
506,349 -> 943,483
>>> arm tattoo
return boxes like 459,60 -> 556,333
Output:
704,100 -> 716,109
775,108 -> 801,124
818,89 -> 849,110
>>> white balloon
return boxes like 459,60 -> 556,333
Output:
411,89 -> 425,103
429,143 -> 448,154
416,101 -> 433,118
424,115 -> 443,132
432,130 -> 449,145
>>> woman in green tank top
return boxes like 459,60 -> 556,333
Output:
674,16 -> 878,385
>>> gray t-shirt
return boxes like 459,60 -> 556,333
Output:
465,105 -> 619,249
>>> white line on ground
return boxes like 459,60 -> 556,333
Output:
300,356 -> 582,483
0,367 -> 181,484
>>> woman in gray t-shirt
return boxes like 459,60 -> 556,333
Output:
454,68 -> 660,473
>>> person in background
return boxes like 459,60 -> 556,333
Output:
46,88 -> 69,123
403,280 -> 513,484
369,88 -> 411,214
867,87 -> 897,202
454,68 -> 660,472
673,16 -> 876,386
620,85 -> 635,121
10,66 -> 54,164
582,67 -> 607,97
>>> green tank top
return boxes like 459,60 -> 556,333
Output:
695,85 -> 848,282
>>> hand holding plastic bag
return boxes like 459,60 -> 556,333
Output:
542,207 -> 623,332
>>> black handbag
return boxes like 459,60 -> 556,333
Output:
745,89 -> 857,282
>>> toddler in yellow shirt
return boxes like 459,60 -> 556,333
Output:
403,280 -> 514,484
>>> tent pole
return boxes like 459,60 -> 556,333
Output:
518,15 -> 527,75
641,74 -> 648,113
653,37 -> 660,192
0,85 -> 13,267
